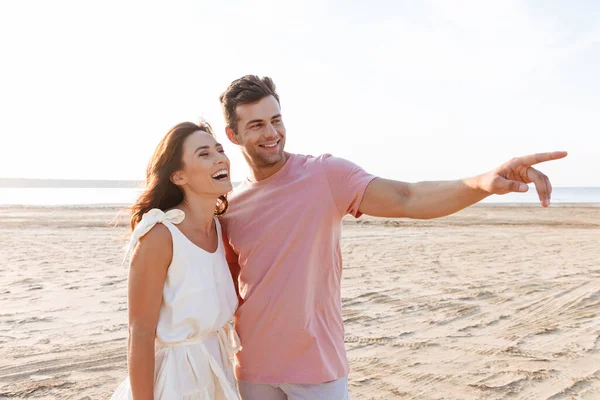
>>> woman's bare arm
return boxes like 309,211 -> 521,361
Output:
127,224 -> 172,399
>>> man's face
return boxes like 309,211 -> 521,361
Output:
228,95 -> 286,168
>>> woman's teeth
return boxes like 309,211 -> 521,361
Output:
212,169 -> 228,180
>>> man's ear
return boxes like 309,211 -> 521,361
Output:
170,170 -> 187,186
225,126 -> 239,145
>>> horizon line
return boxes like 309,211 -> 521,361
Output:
0,177 -> 597,189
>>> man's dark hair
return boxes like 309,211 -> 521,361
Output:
219,75 -> 280,133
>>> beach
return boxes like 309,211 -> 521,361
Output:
0,205 -> 599,399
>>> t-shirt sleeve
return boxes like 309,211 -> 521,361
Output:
321,154 -> 376,218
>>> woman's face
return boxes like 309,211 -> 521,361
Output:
172,130 -> 232,196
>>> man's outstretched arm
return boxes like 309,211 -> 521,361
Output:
358,151 -> 568,219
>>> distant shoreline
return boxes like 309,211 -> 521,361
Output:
0,178 -> 143,188
0,178 -> 245,188
1,203 -> 599,211
1,178 -> 598,190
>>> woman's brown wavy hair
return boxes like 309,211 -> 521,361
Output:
129,121 -> 228,231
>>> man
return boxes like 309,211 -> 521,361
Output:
218,75 -> 567,400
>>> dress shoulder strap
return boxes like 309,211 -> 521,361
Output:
121,208 -> 185,266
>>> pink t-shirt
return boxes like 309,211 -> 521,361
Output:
220,153 -> 376,384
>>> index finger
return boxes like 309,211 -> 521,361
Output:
516,151 -> 568,167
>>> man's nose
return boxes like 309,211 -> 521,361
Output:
264,122 -> 278,138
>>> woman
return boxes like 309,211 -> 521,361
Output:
111,121 -> 240,399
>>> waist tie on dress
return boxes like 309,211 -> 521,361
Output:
156,320 -> 242,400
156,320 -> 241,356
218,319 -> 242,364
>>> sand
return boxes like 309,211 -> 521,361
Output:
0,204 -> 599,399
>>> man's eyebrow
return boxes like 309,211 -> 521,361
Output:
245,119 -> 263,127
245,115 -> 281,127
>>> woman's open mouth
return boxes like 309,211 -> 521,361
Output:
211,169 -> 229,181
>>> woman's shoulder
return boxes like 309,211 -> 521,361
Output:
123,208 -> 182,266
129,223 -> 173,270
138,222 -> 172,246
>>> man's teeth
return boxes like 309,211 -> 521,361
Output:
262,142 -> 278,148
212,170 -> 228,178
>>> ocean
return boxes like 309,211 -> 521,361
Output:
0,187 -> 599,206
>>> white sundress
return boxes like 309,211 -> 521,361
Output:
111,208 -> 241,400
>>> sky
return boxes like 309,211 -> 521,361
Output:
0,0 -> 598,186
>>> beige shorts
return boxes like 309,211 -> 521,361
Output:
238,376 -> 349,400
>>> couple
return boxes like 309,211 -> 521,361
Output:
112,75 -> 567,400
